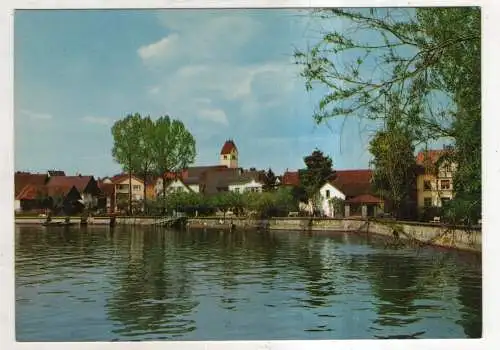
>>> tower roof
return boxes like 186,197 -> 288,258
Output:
220,139 -> 238,155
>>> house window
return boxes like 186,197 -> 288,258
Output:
118,184 -> 129,191
223,155 -> 228,160
423,180 -> 432,191
231,155 -> 237,160
424,197 -> 432,207
440,180 -> 451,190
234,188 -> 240,193
133,185 -> 141,191
325,190 -> 330,198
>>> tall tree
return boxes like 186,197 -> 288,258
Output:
262,168 -> 277,191
151,116 -> 196,211
369,95 -> 417,218
300,149 -> 334,210
294,8 -> 480,223
111,113 -> 142,214
135,116 -> 156,213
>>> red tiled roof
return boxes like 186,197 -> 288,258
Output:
98,182 -> 115,196
220,140 -> 237,155
14,172 -> 48,196
15,184 -> 47,200
46,176 -> 93,191
282,171 -> 300,186
110,173 -> 143,184
330,169 -> 374,198
346,194 -> 384,204
416,149 -> 446,166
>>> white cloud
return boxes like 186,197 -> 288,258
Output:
20,109 -> 53,120
198,108 -> 228,126
137,33 -> 180,61
82,116 -> 112,126
138,11 -> 307,154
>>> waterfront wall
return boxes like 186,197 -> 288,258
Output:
185,217 -> 481,252
15,216 -> 481,252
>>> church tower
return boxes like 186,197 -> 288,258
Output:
220,139 -> 238,168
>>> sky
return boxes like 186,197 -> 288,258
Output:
14,9 -> 385,177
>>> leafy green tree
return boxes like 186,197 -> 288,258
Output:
273,187 -> 298,214
262,168 -> 277,191
294,8 -> 480,224
290,185 -> 308,204
111,113 -> 143,214
151,116 -> 196,210
330,197 -> 345,218
369,95 -> 417,219
300,149 -> 334,209
136,116 -> 156,213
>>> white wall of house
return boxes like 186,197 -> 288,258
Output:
81,192 -> 98,208
318,183 -> 346,217
14,199 -> 21,212
165,179 -> 192,194
188,184 -> 200,193
154,177 -> 164,196
155,178 -> 198,196
115,177 -> 144,201
229,179 -> 263,193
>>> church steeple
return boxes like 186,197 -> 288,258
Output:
220,139 -> 238,168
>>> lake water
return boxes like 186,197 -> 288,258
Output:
15,225 -> 482,341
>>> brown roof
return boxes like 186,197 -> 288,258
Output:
416,149 -> 446,166
46,176 -> 95,197
346,194 -> 384,204
220,140 -> 237,155
14,172 -> 48,196
110,173 -> 143,184
200,168 -> 242,194
330,169 -> 374,198
98,182 -> 115,196
243,169 -> 266,182
15,184 -> 47,200
187,165 -> 227,178
281,171 -> 300,186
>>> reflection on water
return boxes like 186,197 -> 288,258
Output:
15,225 -> 482,341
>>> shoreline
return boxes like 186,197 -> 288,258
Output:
15,216 -> 481,253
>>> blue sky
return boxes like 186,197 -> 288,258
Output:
15,9 -> 382,177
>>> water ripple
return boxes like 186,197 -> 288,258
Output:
15,226 -> 482,341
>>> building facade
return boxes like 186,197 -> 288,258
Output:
220,139 -> 238,168
416,147 -> 456,211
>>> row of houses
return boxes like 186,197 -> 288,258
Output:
14,139 -> 455,218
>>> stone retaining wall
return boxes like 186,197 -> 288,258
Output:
15,216 -> 481,251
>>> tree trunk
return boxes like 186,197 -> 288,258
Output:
162,176 -> 167,215
128,171 -> 132,215
143,172 -> 147,215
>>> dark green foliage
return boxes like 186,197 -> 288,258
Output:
151,187 -> 298,218
300,149 -> 334,203
262,168 -> 277,191
369,95 -> 418,219
295,8 -> 480,224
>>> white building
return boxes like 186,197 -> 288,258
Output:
155,177 -> 199,197
228,178 -> 263,193
318,182 -> 346,217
